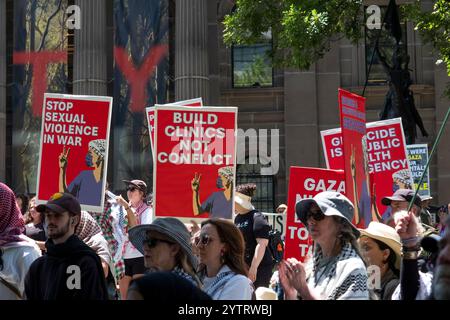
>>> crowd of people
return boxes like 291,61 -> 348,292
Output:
1,180 -> 449,301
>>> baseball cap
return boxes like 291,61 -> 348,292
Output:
123,179 -> 147,195
295,191 -> 360,238
36,192 -> 81,216
381,189 -> 422,207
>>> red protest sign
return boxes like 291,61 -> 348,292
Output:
285,167 -> 345,261
321,118 -> 412,225
36,93 -> 113,212
153,105 -> 237,220
339,89 -> 370,229
146,98 -> 203,153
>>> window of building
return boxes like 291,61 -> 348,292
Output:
232,32 -> 273,88
236,163 -> 275,213
364,6 -> 407,85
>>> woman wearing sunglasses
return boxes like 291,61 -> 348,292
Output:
279,191 -> 369,300
196,219 -> 254,300
128,218 -> 200,291
115,179 -> 152,300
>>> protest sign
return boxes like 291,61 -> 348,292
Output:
321,118 -> 413,223
285,167 -> 345,261
407,144 -> 430,197
153,105 -> 237,220
146,98 -> 203,152
262,212 -> 285,237
339,89 -> 369,229
36,93 -> 113,212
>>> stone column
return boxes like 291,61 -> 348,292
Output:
175,0 -> 210,103
0,0 -> 6,181
73,0 -> 108,95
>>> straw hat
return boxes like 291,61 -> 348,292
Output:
359,221 -> 401,270
255,287 -> 278,300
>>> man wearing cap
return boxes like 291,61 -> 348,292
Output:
58,139 -> 106,206
24,193 -> 108,300
419,195 -> 434,228
191,166 -> 234,219
381,188 -> 422,228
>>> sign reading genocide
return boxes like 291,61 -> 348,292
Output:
36,93 -> 113,212
321,118 -> 413,224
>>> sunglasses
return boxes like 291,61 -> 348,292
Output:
306,209 -> 325,221
194,234 -> 213,246
127,186 -> 137,192
142,237 -> 175,248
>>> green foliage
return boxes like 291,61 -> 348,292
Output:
234,55 -> 272,87
224,0 -> 364,69
404,0 -> 450,96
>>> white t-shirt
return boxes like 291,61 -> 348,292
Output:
123,206 -> 152,259
0,236 -> 41,299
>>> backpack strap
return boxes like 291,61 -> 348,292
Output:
0,276 -> 22,299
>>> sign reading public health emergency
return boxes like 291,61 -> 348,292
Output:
407,144 -> 430,197
36,93 -> 113,212
146,98 -> 203,153
285,167 -> 345,261
321,118 -> 413,224
153,105 -> 237,220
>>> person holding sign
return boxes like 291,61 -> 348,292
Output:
279,191 -> 369,300
58,139 -> 106,206
191,166 -> 234,219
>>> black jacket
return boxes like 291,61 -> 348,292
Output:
24,234 -> 108,300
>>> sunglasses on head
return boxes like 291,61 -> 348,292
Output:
306,209 -> 325,221
194,234 -> 213,246
142,237 -> 174,248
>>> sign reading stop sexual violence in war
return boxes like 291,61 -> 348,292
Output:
146,98 -> 203,153
339,89 -> 369,229
285,167 -> 345,261
36,93 -> 113,212
321,118 -> 413,224
407,144 -> 430,197
153,105 -> 237,220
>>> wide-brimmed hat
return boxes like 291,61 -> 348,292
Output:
36,192 -> 81,216
381,188 -> 422,207
129,217 -> 198,271
359,221 -> 401,270
295,191 -> 360,238
255,287 -> 278,300
234,192 -> 253,211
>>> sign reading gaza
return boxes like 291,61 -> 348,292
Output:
153,105 -> 237,220
285,167 -> 345,261
36,93 -> 113,212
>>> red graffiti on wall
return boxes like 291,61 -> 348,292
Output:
13,51 -> 67,117
13,45 -> 168,116
114,45 -> 168,112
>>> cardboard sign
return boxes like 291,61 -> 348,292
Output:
285,167 -> 345,261
321,118 -> 413,224
36,93 -> 113,212
146,98 -> 203,152
153,105 -> 237,220
339,89 -> 369,229
407,144 -> 430,197
262,212 -> 285,237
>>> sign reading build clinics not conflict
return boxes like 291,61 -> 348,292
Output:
36,93 -> 113,212
153,105 -> 237,220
